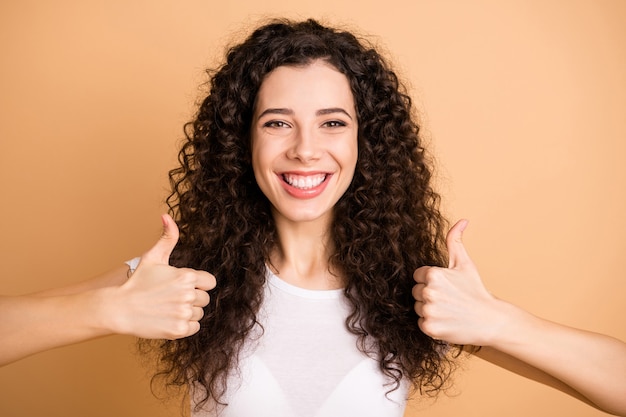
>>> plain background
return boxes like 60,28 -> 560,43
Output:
1,1 -> 624,416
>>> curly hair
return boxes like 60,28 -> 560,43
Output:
143,18 -> 455,410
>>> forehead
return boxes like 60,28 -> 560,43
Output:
254,60 -> 355,113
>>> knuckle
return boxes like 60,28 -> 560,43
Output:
425,267 -> 442,281
174,304 -> 194,320
179,289 -> 196,304
171,321 -> 189,338
180,269 -> 197,283
421,303 -> 434,318
422,287 -> 436,303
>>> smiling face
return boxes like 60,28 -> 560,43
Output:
251,60 -> 358,227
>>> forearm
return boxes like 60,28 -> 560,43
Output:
0,214 -> 215,366
413,221 -> 626,414
0,289 -> 115,366
485,300 -> 626,415
32,265 -> 130,297
1,262 -> 214,365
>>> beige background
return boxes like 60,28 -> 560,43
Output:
1,1 -> 625,416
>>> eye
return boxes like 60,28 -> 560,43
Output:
322,120 -> 347,128
263,120 -> 290,128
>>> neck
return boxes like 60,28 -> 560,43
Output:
270,214 -> 343,290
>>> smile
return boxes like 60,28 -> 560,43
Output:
282,173 -> 328,190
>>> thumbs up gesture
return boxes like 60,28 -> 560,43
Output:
107,214 -> 216,339
412,220 -> 504,346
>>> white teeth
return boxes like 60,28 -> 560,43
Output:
283,173 -> 327,189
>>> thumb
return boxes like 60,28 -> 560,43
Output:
446,219 -> 471,269
141,214 -> 180,265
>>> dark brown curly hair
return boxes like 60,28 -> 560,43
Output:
143,18 -> 456,410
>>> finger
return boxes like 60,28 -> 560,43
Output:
195,272 -> 217,291
190,306 -> 205,322
185,321 -> 201,337
412,283 -> 425,302
142,214 -> 180,265
446,219 -> 471,269
171,322 -> 200,338
417,316 -> 429,336
194,289 -> 211,307
414,300 -> 424,317
413,266 -> 430,284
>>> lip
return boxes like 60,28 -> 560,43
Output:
277,171 -> 333,199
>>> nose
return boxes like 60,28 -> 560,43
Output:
287,127 -> 321,162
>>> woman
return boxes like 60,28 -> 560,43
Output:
141,18 -> 626,416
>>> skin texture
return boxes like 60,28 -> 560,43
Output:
0,215 -> 215,366
251,62 -> 359,290
251,61 -> 358,228
413,220 -> 626,415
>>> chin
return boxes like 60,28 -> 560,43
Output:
274,205 -> 334,225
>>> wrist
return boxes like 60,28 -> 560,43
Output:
482,298 -> 539,350
91,286 -> 126,336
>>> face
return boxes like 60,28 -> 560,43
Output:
251,60 -> 358,226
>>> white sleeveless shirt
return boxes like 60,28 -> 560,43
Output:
192,269 -> 408,417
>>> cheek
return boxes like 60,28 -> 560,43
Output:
344,138 -> 359,171
333,139 -> 358,189
250,135 -> 265,169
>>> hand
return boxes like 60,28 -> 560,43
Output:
105,214 -> 216,339
412,219 -> 504,346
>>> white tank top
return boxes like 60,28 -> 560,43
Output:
192,269 -> 408,417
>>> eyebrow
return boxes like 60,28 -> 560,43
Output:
257,107 -> 353,120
